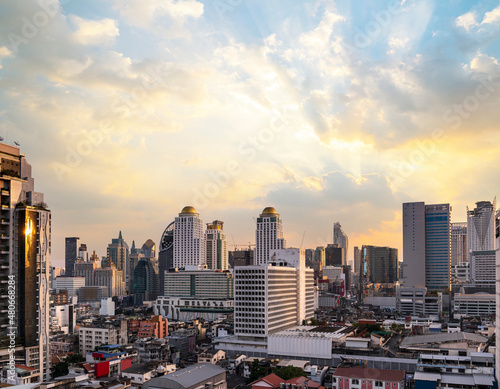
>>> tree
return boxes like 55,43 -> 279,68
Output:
51,362 -> 69,378
272,366 -> 307,380
248,359 -> 268,383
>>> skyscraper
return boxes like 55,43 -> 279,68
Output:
205,220 -> 228,270
325,243 -> 343,267
254,207 -> 285,266
468,200 -> 496,288
402,202 -> 451,290
107,231 -> 129,285
494,209 -> 500,383
65,237 -> 80,276
353,246 -> 361,275
173,206 -> 205,268
128,240 -> 144,294
0,143 -> 50,380
451,222 -> 467,267
361,245 -> 398,284
133,257 -> 159,305
333,222 -> 348,266
158,221 -> 174,295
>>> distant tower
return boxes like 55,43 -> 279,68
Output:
65,237 -> 80,276
205,220 -> 228,270
107,231 -> 129,285
254,207 -> 285,266
333,222 -> 348,266
158,221 -> 174,295
353,246 -> 361,276
128,241 -> 144,294
173,206 -> 205,268
451,222 -> 467,266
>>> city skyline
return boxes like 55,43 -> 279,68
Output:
1,1 -> 499,266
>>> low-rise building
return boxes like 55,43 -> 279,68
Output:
399,332 -> 489,356
143,363 -> 226,389
0,365 -> 39,386
332,367 -> 405,389
78,320 -> 128,355
134,338 -> 170,363
154,296 -> 233,321
453,293 -> 495,317
197,349 -> 225,364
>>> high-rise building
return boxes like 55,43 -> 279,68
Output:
451,222 -> 467,267
162,269 -> 233,299
494,209 -> 500,383
128,241 -> 143,294
234,249 -> 314,344
314,246 -> 325,266
254,207 -> 285,266
173,206 -> 205,268
402,202 -> 451,290
107,231 -> 129,285
74,258 -> 100,287
65,237 -> 80,277
353,246 -> 361,275
94,267 -> 125,297
14,205 -> 51,381
158,221 -> 174,295
0,143 -> 51,380
468,200 -> 496,288
325,244 -> 343,267
133,257 -> 159,305
205,220 -> 228,270
361,245 -> 398,284
229,249 -> 253,267
333,222 -> 348,266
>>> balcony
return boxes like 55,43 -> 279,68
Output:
0,219 -> 9,225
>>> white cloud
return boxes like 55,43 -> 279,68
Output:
481,5 -> 500,25
455,11 -> 478,31
70,15 -> 119,45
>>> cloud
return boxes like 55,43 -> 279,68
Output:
70,15 -> 119,45
455,11 -> 477,32
481,5 -> 500,25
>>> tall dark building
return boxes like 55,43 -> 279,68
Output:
362,245 -> 398,284
65,237 -> 80,276
0,142 -> 51,381
325,244 -> 343,266
158,221 -> 174,295
133,258 -> 159,305
229,249 -> 254,267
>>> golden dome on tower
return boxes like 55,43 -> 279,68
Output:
181,206 -> 198,214
261,207 -> 278,215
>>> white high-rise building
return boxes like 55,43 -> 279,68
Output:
254,207 -> 285,266
333,222 -> 348,266
173,206 -> 205,268
468,200 -> 496,287
495,208 -> 500,383
468,200 -> 496,253
205,220 -> 228,270
234,248 -> 314,343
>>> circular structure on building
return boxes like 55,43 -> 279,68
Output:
181,205 -> 198,214
160,221 -> 175,252
261,206 -> 278,215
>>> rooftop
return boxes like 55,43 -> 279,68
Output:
400,332 -> 488,347
333,367 -> 405,382
144,363 -> 225,389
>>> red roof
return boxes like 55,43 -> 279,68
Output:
15,365 -> 37,371
333,367 -> 405,382
83,363 -> 94,373
283,376 -> 323,388
250,373 -> 283,388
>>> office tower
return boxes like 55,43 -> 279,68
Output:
74,258 -> 99,287
0,143 -> 50,380
158,221 -> 174,295
173,206 -> 205,268
305,249 -> 314,262
229,249 -> 253,267
65,237 -> 80,276
54,276 -> 85,296
107,231 -> 129,285
314,246 -> 325,266
14,204 -> 51,381
128,241 -> 144,294
333,222 -> 348,266
402,202 -> 451,290
354,246 -> 361,275
495,209 -> 500,383
254,207 -> 285,266
133,257 -> 159,305
468,200 -> 496,288
234,249 -> 314,341
78,243 -> 88,261
451,222 -> 467,267
94,267 -> 125,297
325,243 -> 344,266
361,245 -> 398,283
205,220 -> 228,270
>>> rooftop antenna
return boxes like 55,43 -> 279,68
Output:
300,231 -> 306,249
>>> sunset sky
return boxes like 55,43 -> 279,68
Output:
1,0 -> 499,268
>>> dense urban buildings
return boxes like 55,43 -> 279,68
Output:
65,237 -> 80,277
362,245 -> 398,284
254,207 -> 285,265
107,231 -> 129,285
173,206 -> 205,268
451,222 -> 467,267
158,221 -> 174,295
